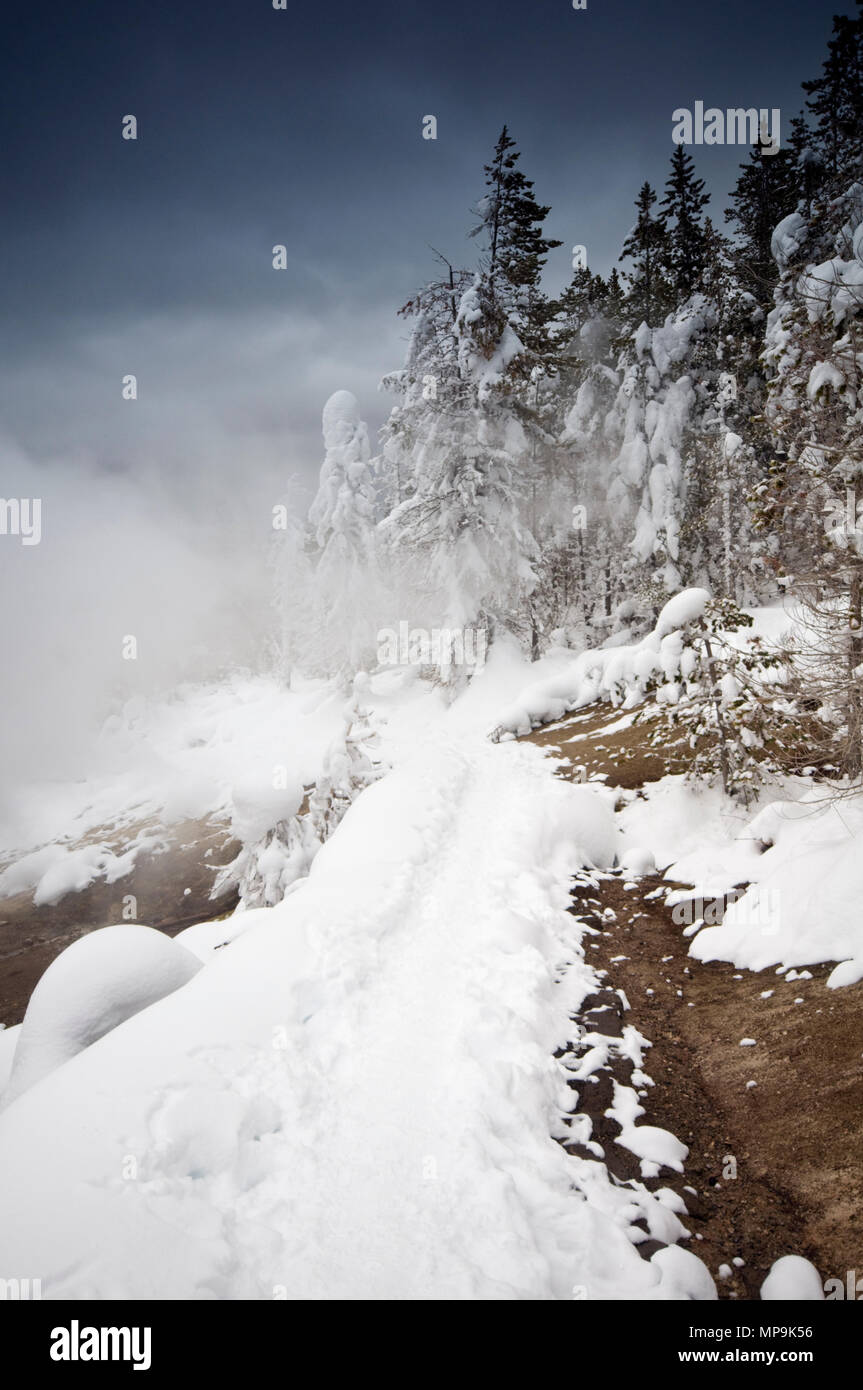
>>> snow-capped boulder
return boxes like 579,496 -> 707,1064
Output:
761,1255 -> 824,1301
3,925 -> 202,1106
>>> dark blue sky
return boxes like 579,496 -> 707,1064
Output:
0,0 -> 848,500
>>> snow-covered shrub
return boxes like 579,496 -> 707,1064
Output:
216,675 -> 383,910
637,597 -> 793,804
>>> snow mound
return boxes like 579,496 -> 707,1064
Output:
761,1255 -> 824,1301
826,957 -> 863,990
650,1244 -> 717,1301
689,790 -> 863,973
557,784 -> 620,869
654,588 -> 710,637
226,775 -> 304,846
620,847 -> 656,877
3,925 -> 202,1106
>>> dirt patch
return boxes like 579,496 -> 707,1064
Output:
0,819 -> 239,1026
565,872 -> 863,1298
522,705 -> 679,789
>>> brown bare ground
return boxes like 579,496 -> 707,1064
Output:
525,705 -> 680,788
526,706 -> 863,1298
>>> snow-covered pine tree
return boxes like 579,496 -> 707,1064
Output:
379,129 -> 566,660
673,219 -> 770,603
379,251 -> 473,513
758,179 -> 863,777
308,389 -> 382,679
309,673 -> 381,841
470,124 -> 563,367
639,597 -> 793,805
384,272 -> 538,638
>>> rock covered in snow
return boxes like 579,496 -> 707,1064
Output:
3,925 -> 202,1106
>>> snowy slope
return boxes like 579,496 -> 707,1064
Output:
0,734 -> 703,1300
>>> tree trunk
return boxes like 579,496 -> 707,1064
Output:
702,627 -> 732,796
847,561 -> 863,778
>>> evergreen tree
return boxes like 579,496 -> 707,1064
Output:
757,170 -> 863,778
639,598 -> 792,805
308,390 -> 381,678
619,182 -> 671,328
786,114 -> 824,206
470,125 -> 562,367
660,147 -> 710,300
604,268 -> 627,322
379,270 -> 538,647
724,143 -> 799,300
557,266 -> 606,329
379,252 -> 473,510
802,3 -> 863,186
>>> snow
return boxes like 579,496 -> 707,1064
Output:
0,638 -> 578,917
650,1245 -> 718,1301
0,736 -> 709,1300
605,1079 -> 688,1175
0,1025 -> 21,1097
826,957 -> 863,990
0,833 -> 164,906
619,767 -> 863,979
806,360 -> 845,400
688,790 -> 863,974
0,673 -> 350,869
3,926 -> 202,1106
770,212 -> 807,268
760,1255 -> 824,1301
619,847 -> 656,876
655,587 -> 710,638
491,587 -> 712,736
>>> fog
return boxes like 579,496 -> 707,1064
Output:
0,304 -> 402,805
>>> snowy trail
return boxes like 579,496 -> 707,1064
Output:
0,736 -> 693,1300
